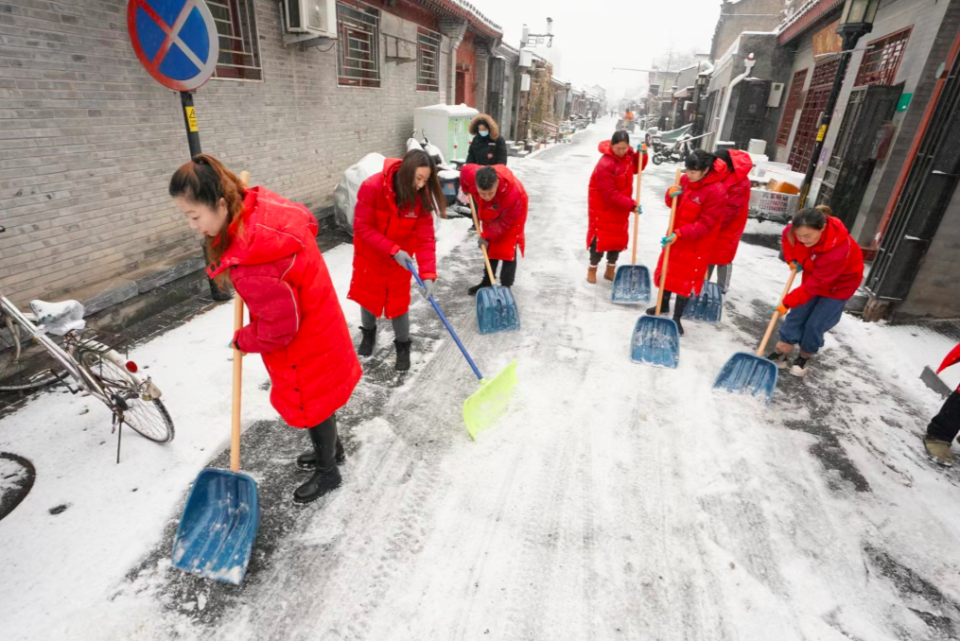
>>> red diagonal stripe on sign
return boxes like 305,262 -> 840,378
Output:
134,0 -> 196,73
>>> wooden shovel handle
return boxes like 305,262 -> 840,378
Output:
655,168 -> 683,316
755,269 -> 799,357
631,151 -> 643,266
231,296 -> 244,473
468,194 -> 497,285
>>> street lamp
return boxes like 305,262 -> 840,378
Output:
797,0 -> 882,208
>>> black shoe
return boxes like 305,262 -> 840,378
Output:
293,466 -> 342,504
358,327 -> 376,357
646,293 -> 671,315
296,436 -> 345,470
766,351 -> 790,369
395,340 -> 412,372
789,356 -> 810,378
468,282 -> 487,296
674,317 -> 685,336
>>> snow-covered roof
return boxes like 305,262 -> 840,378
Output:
777,0 -> 844,44
415,0 -> 503,39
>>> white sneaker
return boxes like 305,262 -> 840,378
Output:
789,356 -> 810,377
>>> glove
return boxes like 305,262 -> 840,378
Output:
634,205 -> 643,215
667,185 -> 683,199
660,233 -> 677,247
774,304 -> 789,316
789,260 -> 803,273
477,237 -> 490,249
420,278 -> 435,301
393,249 -> 413,269
639,143 -> 648,155
228,340 -> 236,349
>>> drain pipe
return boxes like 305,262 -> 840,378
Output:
713,53 -> 756,151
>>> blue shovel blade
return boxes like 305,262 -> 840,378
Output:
172,468 -> 261,585
476,285 -> 520,335
713,352 -> 779,403
682,281 -> 723,323
630,315 -> 680,368
611,265 -> 651,305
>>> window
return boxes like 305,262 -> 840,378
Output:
788,58 -> 839,172
337,2 -> 381,88
417,27 -> 440,92
208,0 -> 263,81
776,69 -> 808,147
856,28 -> 911,87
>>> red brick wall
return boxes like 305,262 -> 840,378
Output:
456,31 -> 477,107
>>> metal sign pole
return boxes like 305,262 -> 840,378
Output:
179,91 -> 202,158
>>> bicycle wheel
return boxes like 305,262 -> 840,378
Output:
78,350 -> 175,443
0,314 -> 62,392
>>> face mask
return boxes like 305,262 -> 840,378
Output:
479,130 -> 489,137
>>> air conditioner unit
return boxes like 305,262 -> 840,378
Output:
284,0 -> 337,37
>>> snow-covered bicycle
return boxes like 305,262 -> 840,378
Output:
0,224 -> 174,444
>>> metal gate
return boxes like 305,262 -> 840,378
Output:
488,57 -> 505,126
866,48 -> 960,301
789,58 -> 840,171
818,84 -> 902,228
730,79 -> 770,150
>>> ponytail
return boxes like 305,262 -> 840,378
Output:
169,154 -> 247,276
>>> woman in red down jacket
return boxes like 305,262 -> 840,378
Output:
768,208 -> 864,377
170,155 -> 362,505
923,343 -> 960,466
649,149 -> 728,336
348,149 -> 446,372
460,163 -> 528,294
707,148 -> 752,293
586,130 -> 649,284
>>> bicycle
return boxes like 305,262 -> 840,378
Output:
0,224 -> 174,446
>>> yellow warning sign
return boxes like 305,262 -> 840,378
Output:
185,106 -> 198,132
815,124 -> 827,142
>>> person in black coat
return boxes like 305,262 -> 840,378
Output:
465,114 -> 508,166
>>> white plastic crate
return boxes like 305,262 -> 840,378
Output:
749,189 -> 799,219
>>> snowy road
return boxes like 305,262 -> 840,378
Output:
3,119 -> 960,640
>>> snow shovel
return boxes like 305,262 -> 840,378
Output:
682,281 -> 723,323
469,195 -> 520,335
612,150 -> 651,304
408,263 -> 518,440
631,169 -> 683,369
172,296 -> 260,585
713,268 -> 799,403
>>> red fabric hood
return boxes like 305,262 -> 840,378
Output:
208,186 -> 317,278
726,149 -> 753,182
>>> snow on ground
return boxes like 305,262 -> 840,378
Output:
2,118 -> 960,640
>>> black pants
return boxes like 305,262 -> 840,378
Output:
589,238 -> 621,266
927,391 -> 960,442
481,249 -> 518,287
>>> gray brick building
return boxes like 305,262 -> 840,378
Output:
0,0 -> 501,308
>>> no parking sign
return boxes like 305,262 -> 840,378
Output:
127,0 -> 220,155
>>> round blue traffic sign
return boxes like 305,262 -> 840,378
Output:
127,0 -> 220,91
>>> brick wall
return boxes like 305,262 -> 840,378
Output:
0,0 -> 447,306
456,29 -> 476,106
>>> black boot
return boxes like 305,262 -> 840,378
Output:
294,417 -> 342,504
395,340 -> 412,371
468,282 -> 488,296
673,296 -> 689,337
357,327 -> 376,357
646,291 -> 671,316
296,435 -> 345,470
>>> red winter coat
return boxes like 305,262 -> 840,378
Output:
209,187 -> 362,429
347,159 -> 438,319
460,164 -> 528,261
781,216 -> 864,309
587,141 -> 649,252
938,343 -> 960,391
654,160 -> 728,297
708,150 -> 752,266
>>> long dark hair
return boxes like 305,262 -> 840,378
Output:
685,149 -> 716,171
611,130 -> 630,146
395,149 -> 447,218
714,148 -> 733,173
169,154 -> 247,278
787,207 -> 828,246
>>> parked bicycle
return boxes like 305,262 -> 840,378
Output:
0,224 -> 174,444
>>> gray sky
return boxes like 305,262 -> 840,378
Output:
472,0 -> 722,98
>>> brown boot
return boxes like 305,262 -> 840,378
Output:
604,263 -> 617,281
587,265 -> 598,284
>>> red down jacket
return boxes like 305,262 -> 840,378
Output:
209,186 -> 362,429
347,158 -> 438,319
708,149 -> 752,266
587,141 -> 649,252
654,160 -> 728,297
938,343 -> 960,391
781,215 -> 864,309
460,164 -> 528,261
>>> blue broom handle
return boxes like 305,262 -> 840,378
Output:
407,261 -> 484,381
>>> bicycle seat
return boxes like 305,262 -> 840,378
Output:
29,300 -> 86,336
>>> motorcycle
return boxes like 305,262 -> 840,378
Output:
652,134 -> 693,165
